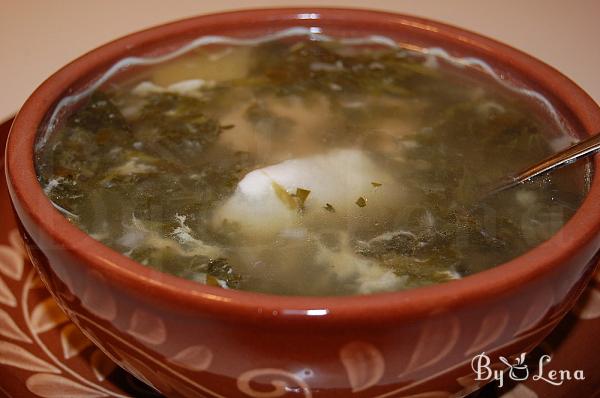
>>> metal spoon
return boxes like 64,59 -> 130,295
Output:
485,133 -> 600,197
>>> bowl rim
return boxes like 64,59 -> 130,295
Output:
6,7 -> 600,324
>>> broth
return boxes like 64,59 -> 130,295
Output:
36,38 -> 585,295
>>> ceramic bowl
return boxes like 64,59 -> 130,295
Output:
5,8 -> 600,398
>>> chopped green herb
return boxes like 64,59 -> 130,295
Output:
324,203 -> 336,212
206,258 -> 242,288
70,91 -> 129,133
355,197 -> 368,207
295,188 -> 311,207
271,181 -> 297,209
206,275 -> 221,287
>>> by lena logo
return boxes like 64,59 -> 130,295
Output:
471,352 -> 585,388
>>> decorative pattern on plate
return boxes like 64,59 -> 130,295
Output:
0,231 -> 153,397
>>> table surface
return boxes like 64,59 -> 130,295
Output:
1,0 -> 599,123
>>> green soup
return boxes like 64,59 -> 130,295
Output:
36,37 -> 586,296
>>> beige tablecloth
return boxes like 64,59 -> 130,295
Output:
1,0 -> 599,122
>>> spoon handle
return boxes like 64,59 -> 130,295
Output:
488,133 -> 600,195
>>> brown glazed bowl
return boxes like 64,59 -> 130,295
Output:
5,8 -> 600,398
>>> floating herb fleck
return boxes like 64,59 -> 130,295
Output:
324,203 -> 336,212
371,182 -> 382,187
206,275 -> 221,287
271,181 -> 297,209
295,188 -> 311,208
355,197 -> 368,207
207,258 -> 241,288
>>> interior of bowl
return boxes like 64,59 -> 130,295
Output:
7,8 -> 600,320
